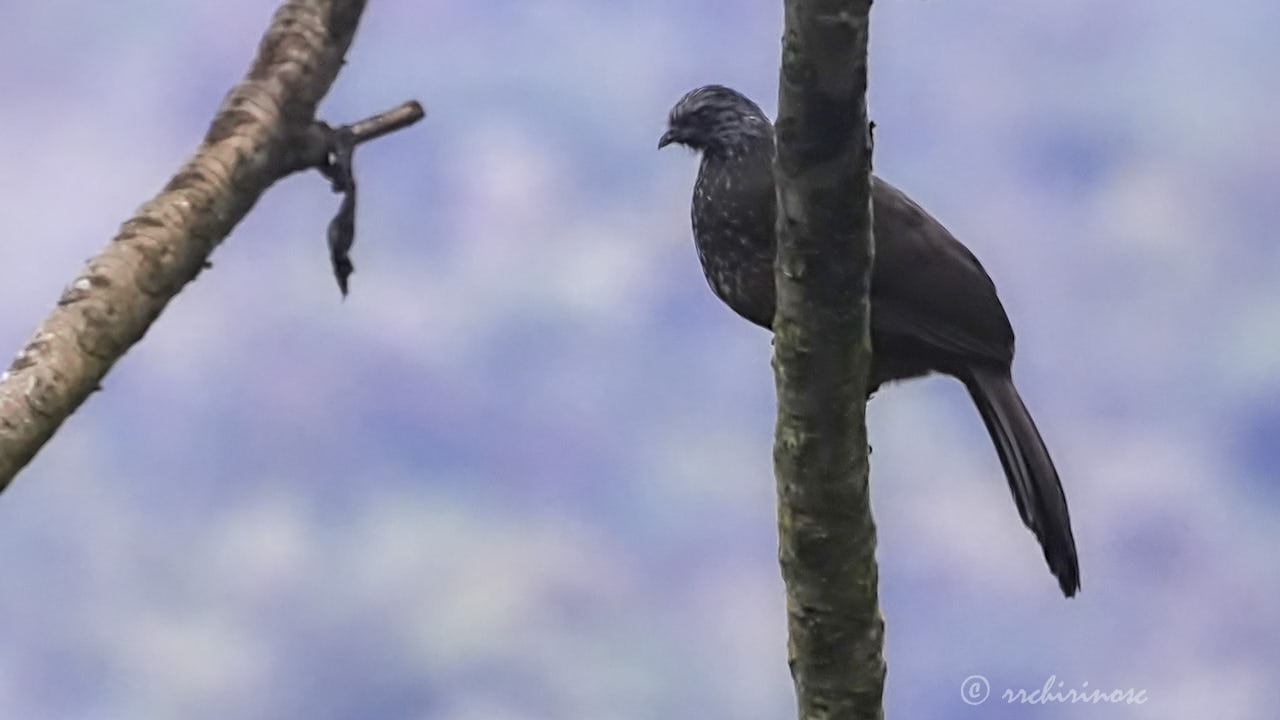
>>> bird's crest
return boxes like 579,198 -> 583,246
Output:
662,85 -> 772,152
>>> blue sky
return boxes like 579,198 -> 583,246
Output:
0,1 -> 1277,718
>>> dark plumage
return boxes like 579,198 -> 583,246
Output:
660,85 -> 1080,596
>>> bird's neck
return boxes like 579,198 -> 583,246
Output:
688,135 -> 780,329
700,133 -> 774,169
694,136 -> 776,224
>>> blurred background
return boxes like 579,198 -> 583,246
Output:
1,1 -> 1277,718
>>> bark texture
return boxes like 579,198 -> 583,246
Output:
772,1 -> 883,719
0,0 -> 422,490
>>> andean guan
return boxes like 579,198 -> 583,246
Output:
659,85 -> 1080,597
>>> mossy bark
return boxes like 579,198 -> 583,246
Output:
772,1 -> 884,718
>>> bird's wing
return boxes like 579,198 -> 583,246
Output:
870,177 -> 1016,366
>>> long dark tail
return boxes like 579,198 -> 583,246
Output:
962,364 -> 1080,596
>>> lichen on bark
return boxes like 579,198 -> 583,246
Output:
771,1 -> 884,718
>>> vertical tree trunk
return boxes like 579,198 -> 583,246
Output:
771,1 -> 883,718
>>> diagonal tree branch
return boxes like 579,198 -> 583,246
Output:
772,1 -> 882,719
0,0 -> 423,491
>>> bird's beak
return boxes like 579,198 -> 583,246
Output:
657,129 -> 678,149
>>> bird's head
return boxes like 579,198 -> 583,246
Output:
658,85 -> 772,155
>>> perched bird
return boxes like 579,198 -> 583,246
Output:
659,85 -> 1080,596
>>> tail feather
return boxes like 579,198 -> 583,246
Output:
963,365 -> 1080,596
